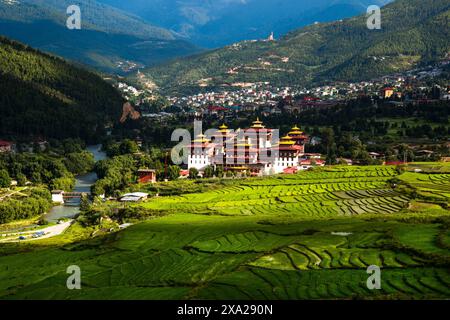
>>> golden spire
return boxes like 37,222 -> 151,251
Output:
193,134 -> 210,143
251,117 -> 265,129
217,124 -> 230,135
288,125 -> 303,136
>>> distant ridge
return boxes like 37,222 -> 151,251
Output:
140,0 -> 450,94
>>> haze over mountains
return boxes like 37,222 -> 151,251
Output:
141,0 -> 450,94
0,0 -> 395,73
98,0 -> 393,48
0,0 -> 200,73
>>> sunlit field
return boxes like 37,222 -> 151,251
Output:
0,165 -> 449,300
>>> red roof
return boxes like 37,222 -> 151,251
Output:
304,96 -> 320,101
180,170 -> 189,176
275,145 -> 302,151
385,161 -> 406,166
283,167 -> 298,174
208,106 -> 228,111
301,159 -> 325,165
0,140 -> 12,147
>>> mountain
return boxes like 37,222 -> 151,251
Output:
97,0 -> 392,48
0,0 -> 201,73
0,36 -> 124,142
140,0 -> 450,94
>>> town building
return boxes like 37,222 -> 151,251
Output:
137,169 -> 157,184
51,190 -> 65,204
380,87 -> 395,99
187,134 -> 215,171
120,192 -> 149,202
0,140 -> 13,153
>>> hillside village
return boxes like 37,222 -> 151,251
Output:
117,58 -> 450,121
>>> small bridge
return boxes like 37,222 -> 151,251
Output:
62,192 -> 89,199
52,190 -> 90,204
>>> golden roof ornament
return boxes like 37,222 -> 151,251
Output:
289,125 -> 303,135
251,117 -> 265,129
279,135 -> 296,145
193,134 -> 210,143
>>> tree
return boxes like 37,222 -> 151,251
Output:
119,140 -> 139,155
16,173 -> 27,187
203,166 -> 215,178
167,165 -> 181,181
354,150 -> 373,165
0,169 -> 11,188
64,151 -> 95,175
51,177 -> 75,191
189,168 -> 199,179
80,194 -> 91,212
215,166 -> 224,179
91,180 -> 105,196
325,152 -> 337,165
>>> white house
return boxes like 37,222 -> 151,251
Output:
51,190 -> 64,204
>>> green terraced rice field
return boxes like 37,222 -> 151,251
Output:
0,166 -> 449,300
140,166 -> 409,218
398,171 -> 450,202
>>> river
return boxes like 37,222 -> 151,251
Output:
44,145 -> 107,223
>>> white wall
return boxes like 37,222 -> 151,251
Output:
188,154 -> 211,170
52,193 -> 64,204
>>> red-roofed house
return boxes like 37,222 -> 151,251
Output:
283,167 -> 298,174
0,140 -> 12,153
137,169 -> 157,184
180,170 -> 190,177
385,161 -> 406,166
299,159 -> 325,170
380,87 -> 394,99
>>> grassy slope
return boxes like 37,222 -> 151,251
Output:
142,0 -> 450,93
0,166 -> 449,300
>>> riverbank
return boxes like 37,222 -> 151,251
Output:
0,145 -> 107,239
44,145 -> 107,223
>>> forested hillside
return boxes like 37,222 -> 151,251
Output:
141,0 -> 450,94
0,0 -> 201,72
0,36 -> 124,142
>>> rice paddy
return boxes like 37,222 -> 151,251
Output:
0,165 -> 449,300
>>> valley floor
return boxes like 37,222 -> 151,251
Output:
0,165 -> 449,300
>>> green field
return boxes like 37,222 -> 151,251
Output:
398,167 -> 450,203
0,166 -> 449,300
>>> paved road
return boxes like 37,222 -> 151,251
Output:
0,220 -> 73,243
